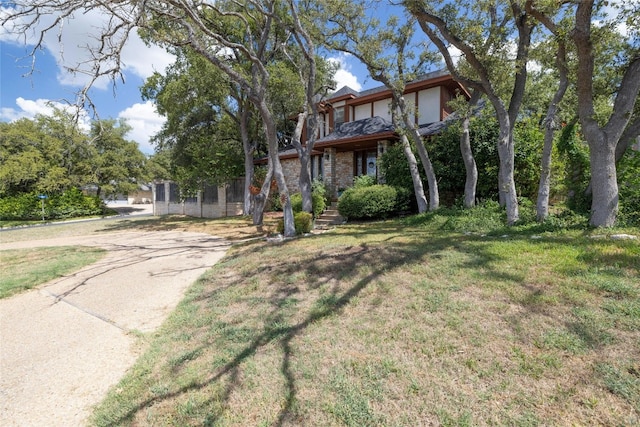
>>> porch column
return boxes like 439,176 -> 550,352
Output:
323,148 -> 337,199
377,140 -> 389,183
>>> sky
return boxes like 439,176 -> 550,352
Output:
0,7 -> 372,155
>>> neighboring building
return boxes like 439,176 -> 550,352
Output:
273,70 -> 468,198
128,184 -> 153,204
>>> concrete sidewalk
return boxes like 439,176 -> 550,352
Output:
0,231 -> 230,426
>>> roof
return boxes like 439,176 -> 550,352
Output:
316,116 -> 395,143
418,97 -> 486,137
329,85 -> 360,100
325,69 -> 453,103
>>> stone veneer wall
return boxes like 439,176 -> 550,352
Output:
280,158 -> 300,193
335,152 -> 354,191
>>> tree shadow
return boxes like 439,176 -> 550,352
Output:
94,217 -> 639,425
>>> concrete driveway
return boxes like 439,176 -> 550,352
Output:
0,231 -> 230,426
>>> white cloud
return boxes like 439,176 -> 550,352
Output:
447,45 -> 463,65
328,53 -> 362,91
117,101 -> 165,154
0,97 -> 90,131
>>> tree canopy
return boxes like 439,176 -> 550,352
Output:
0,110 -> 149,199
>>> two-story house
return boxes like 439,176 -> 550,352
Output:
275,69 -> 468,198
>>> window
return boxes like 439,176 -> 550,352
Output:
334,107 -> 345,129
155,183 -> 165,202
202,184 -> 219,204
311,155 -> 323,180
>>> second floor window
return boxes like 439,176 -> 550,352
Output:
334,107 -> 345,129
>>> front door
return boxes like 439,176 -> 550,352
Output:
355,150 -> 377,178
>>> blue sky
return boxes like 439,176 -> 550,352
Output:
0,7 -> 371,155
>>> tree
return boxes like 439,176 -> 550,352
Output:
276,1 -> 336,215
0,119 -> 49,196
0,111 -> 91,196
405,0 -> 537,225
141,50 -> 247,203
524,5 -> 571,222
0,111 -> 148,199
89,119 -> 148,199
570,0 -> 640,226
449,91 -> 481,208
2,0 -> 304,236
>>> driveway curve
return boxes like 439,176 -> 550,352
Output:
0,231 -> 230,426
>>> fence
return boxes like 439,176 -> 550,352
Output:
153,179 -> 245,218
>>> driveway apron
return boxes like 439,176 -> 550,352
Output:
0,231 -> 230,426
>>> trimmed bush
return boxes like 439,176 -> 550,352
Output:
276,211 -> 313,235
338,185 -> 397,220
290,190 -> 327,218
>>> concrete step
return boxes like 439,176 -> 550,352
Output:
314,205 -> 345,228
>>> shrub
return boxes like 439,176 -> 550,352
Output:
312,179 -> 331,207
439,200 -> 505,233
290,190 -> 326,218
338,184 -> 397,220
0,192 -> 41,220
557,121 -> 591,213
618,149 -> 640,226
276,211 -> 313,235
0,188 -> 107,221
353,174 -> 376,188
380,114 -> 543,206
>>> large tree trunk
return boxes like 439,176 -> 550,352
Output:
390,103 -> 428,213
571,0 -> 640,227
536,125 -> 554,222
292,112 -> 314,214
253,161 -> 273,226
240,107 -> 256,217
535,36 -> 568,222
400,134 -> 428,213
258,99 -> 295,237
411,132 -> 440,211
497,127 -> 519,225
397,97 -> 439,211
587,132 -> 618,227
459,114 -> 477,208
298,150 -> 313,213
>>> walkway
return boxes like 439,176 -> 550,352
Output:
0,231 -> 230,426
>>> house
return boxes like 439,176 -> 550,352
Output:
273,69 -> 468,198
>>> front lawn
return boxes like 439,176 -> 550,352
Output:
91,208 -> 640,426
0,246 -> 106,299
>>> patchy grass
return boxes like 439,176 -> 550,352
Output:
89,209 -> 640,426
0,246 -> 105,298
0,213 -> 282,244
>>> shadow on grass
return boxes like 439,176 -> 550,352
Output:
94,211 -> 639,425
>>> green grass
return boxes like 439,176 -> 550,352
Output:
79,209 -> 640,426
0,246 -> 106,298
